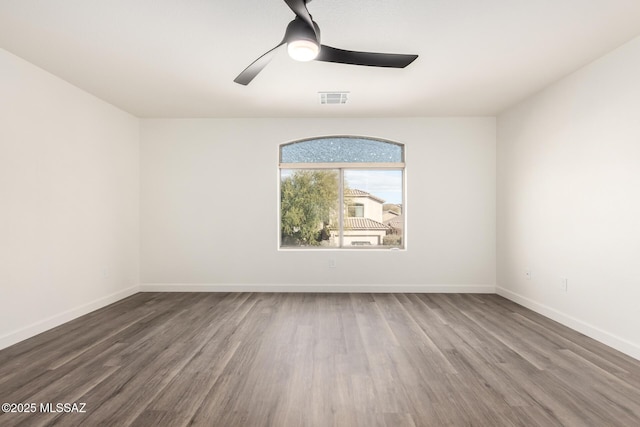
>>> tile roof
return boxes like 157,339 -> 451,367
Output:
385,214 -> 404,230
344,188 -> 385,204
343,217 -> 390,230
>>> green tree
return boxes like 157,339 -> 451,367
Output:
281,170 -> 339,245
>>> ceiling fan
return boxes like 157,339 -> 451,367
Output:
234,0 -> 418,85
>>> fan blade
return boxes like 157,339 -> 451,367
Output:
284,0 -> 318,40
234,42 -> 286,85
316,45 -> 418,68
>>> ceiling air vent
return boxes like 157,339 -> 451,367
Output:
319,92 -> 349,104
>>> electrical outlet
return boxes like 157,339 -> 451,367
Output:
525,270 -> 532,280
328,258 -> 337,269
560,277 -> 568,292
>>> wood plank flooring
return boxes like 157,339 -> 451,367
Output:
1,293 -> 639,426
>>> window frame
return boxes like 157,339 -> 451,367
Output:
347,203 -> 365,218
278,136 -> 406,251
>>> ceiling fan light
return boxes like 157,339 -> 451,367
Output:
287,39 -> 319,62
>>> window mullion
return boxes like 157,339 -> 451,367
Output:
339,169 -> 344,248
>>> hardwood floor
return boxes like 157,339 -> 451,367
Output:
1,293 -> 639,426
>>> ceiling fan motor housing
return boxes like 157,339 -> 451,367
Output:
285,17 -> 321,47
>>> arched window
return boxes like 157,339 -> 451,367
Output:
279,136 -> 405,249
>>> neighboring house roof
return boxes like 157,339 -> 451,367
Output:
344,188 -> 385,204
342,217 -> 390,231
385,215 -> 404,230
383,210 -> 399,222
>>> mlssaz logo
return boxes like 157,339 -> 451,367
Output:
40,402 -> 87,413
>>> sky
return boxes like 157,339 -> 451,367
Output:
344,170 -> 403,205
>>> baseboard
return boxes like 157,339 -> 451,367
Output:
140,283 -> 496,293
0,285 -> 140,351
496,287 -> 640,361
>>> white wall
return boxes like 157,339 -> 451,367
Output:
141,118 -> 496,291
497,36 -> 640,359
0,49 -> 140,349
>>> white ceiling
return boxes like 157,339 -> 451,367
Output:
1,0 -> 640,118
